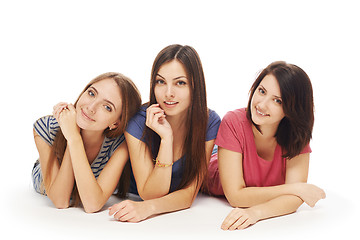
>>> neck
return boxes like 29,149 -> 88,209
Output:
252,123 -> 279,140
80,129 -> 104,147
166,113 -> 187,137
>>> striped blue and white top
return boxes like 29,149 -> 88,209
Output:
32,115 -> 125,194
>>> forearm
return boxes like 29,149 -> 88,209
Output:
250,194 -> 304,222
140,138 -> 173,199
146,184 -> 197,217
67,137 -> 109,213
226,183 -> 301,208
46,153 -> 74,209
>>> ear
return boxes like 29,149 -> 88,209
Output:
109,120 -> 120,130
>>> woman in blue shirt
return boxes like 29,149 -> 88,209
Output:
109,44 -> 221,222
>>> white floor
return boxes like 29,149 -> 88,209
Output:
1,1 -> 360,239
3,182 -> 358,240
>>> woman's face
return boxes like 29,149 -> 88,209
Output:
154,60 -> 191,117
251,74 -> 285,128
76,78 -> 122,132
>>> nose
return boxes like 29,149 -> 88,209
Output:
258,97 -> 270,110
165,85 -> 175,98
88,100 -> 97,114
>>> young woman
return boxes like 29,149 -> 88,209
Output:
32,72 -> 141,213
108,44 -> 221,222
208,61 -> 326,230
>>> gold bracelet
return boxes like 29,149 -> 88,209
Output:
153,158 -> 173,168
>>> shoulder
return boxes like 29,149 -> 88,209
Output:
206,109 -> 221,141
126,105 -> 147,140
222,108 -> 248,124
33,115 -> 59,146
106,134 -> 126,156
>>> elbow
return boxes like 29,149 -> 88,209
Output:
82,201 -> 104,213
84,205 -> 101,214
225,191 -> 252,208
52,199 -> 70,209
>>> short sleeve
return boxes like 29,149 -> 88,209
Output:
300,143 -> 312,154
108,134 -> 126,157
206,109 -> 221,141
33,116 -> 60,146
215,110 -> 245,153
126,106 -> 147,142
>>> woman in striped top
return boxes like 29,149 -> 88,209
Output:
32,72 -> 141,213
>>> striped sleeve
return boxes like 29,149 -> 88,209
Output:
33,116 -> 59,146
109,134 -> 125,157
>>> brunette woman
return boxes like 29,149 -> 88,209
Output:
108,44 -> 221,222
208,61 -> 326,230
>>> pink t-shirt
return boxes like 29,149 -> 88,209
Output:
208,108 -> 311,195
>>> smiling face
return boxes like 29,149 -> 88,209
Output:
154,60 -> 191,117
250,74 -> 285,129
75,78 -> 122,132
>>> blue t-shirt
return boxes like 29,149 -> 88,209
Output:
126,105 -> 221,195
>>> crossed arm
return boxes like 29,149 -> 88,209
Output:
34,104 -> 129,213
108,134 -> 216,222
218,147 -> 326,230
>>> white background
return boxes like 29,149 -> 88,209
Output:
1,0 -> 359,239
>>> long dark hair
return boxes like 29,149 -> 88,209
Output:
246,61 -> 314,159
47,72 -> 141,205
145,44 -> 208,192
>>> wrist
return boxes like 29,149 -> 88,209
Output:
66,134 -> 82,145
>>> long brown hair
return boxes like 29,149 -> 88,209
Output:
145,44 -> 208,192
47,72 -> 141,205
246,61 -> 314,159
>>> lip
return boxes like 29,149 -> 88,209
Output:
163,101 -> 179,108
255,107 -> 270,117
81,109 -> 95,121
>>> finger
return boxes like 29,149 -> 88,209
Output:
228,215 -> 247,231
237,218 -> 251,230
108,202 -> 126,216
116,210 -> 134,222
53,102 -> 68,111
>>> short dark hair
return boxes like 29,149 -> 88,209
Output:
246,61 -> 314,159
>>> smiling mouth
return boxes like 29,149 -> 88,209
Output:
164,101 -> 178,106
81,109 -> 95,121
256,107 -> 270,117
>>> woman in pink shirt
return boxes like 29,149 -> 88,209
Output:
208,61 -> 326,230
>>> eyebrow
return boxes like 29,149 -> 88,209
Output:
89,86 -> 117,111
156,73 -> 187,81
259,85 -> 282,99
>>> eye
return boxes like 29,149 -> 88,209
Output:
258,87 -> 265,95
274,98 -> 282,105
176,80 -> 187,86
88,89 -> 95,97
104,105 -> 112,112
155,79 -> 165,85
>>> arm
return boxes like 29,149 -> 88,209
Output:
125,104 -> 175,200
218,147 -> 324,208
109,140 -> 215,222
59,104 -> 129,213
33,129 -> 75,209
220,150 -> 326,230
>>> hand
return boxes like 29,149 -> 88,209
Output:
55,104 -> 80,142
108,200 -> 153,223
221,207 -> 258,230
145,104 -> 173,140
294,183 -> 326,207
53,102 -> 69,122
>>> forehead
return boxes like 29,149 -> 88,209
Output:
157,60 -> 188,78
260,74 -> 281,96
90,78 -> 122,105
